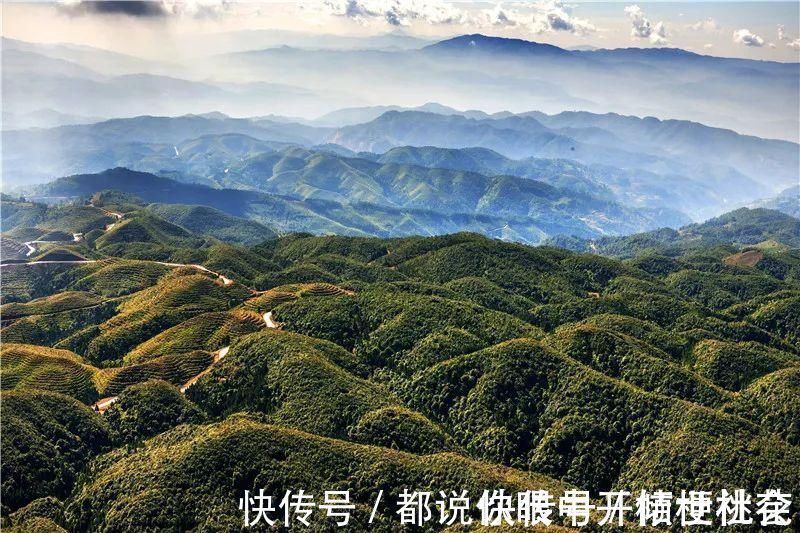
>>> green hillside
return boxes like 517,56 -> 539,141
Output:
1,201 -> 112,237
146,203 -> 277,245
31,167 -> 684,243
1,390 -> 111,514
553,207 -> 800,257
104,380 -> 206,445
93,212 -> 201,250
65,417 -> 571,531
1,197 -> 798,529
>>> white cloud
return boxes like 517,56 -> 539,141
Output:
703,43 -> 714,50
650,21 -> 668,45
624,5 -> 648,37
732,28 -> 765,47
314,0 -> 594,34
316,0 -> 465,26
534,0 -> 596,35
484,4 -> 520,27
162,0 -> 231,19
777,25 -> 800,50
624,5 -> 669,45
688,17 -> 719,32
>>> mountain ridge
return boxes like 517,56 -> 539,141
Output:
29,167 -> 687,243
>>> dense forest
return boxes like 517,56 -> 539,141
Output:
1,194 -> 799,530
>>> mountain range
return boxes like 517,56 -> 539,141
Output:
5,106 -> 796,224
4,33 -> 799,140
28,167 -> 685,244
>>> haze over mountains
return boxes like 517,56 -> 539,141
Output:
2,31 -> 798,244
5,106 -> 797,226
3,32 -> 799,140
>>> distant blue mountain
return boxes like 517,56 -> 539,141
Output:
424,34 -> 572,58
426,33 -> 798,70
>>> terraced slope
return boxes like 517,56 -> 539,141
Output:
0,344 -> 99,404
81,271 -> 249,364
0,237 -> 29,262
1,292 -> 104,321
96,350 -> 215,396
125,310 -> 264,362
0,343 -> 226,403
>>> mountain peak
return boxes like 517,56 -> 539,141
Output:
424,34 -> 571,56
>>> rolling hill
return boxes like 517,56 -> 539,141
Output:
550,208 -> 800,258
4,102 -> 796,223
2,198 -> 798,528
2,24 -> 800,531
145,204 -> 277,245
29,167 -> 682,243
329,110 -> 794,197
752,186 -> 800,219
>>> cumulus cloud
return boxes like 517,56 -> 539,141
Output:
483,1 -> 595,35
624,5 -> 669,45
626,5 -> 668,45
538,0 -> 596,35
703,43 -> 714,50
650,21 -> 668,45
732,28 -> 765,47
484,5 -> 519,27
163,0 -> 230,19
314,0 -> 594,34
317,0 -> 465,26
58,0 -> 230,18
777,25 -> 800,50
689,17 -> 719,32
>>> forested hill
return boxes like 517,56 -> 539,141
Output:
28,166 -> 688,244
550,207 -> 800,257
1,194 -> 798,530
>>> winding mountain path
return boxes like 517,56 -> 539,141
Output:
17,205 -> 105,257
3,208 -> 233,286
22,235 -> 82,256
92,305 -> 281,413
6,201 -> 284,413
263,311 -> 281,329
179,346 -> 229,393
154,262 -> 234,285
90,202 -> 124,220
2,260 -> 97,266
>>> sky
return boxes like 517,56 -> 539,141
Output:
1,1 -> 799,61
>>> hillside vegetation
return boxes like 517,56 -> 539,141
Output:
1,195 -> 798,529
32,166 -> 684,244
